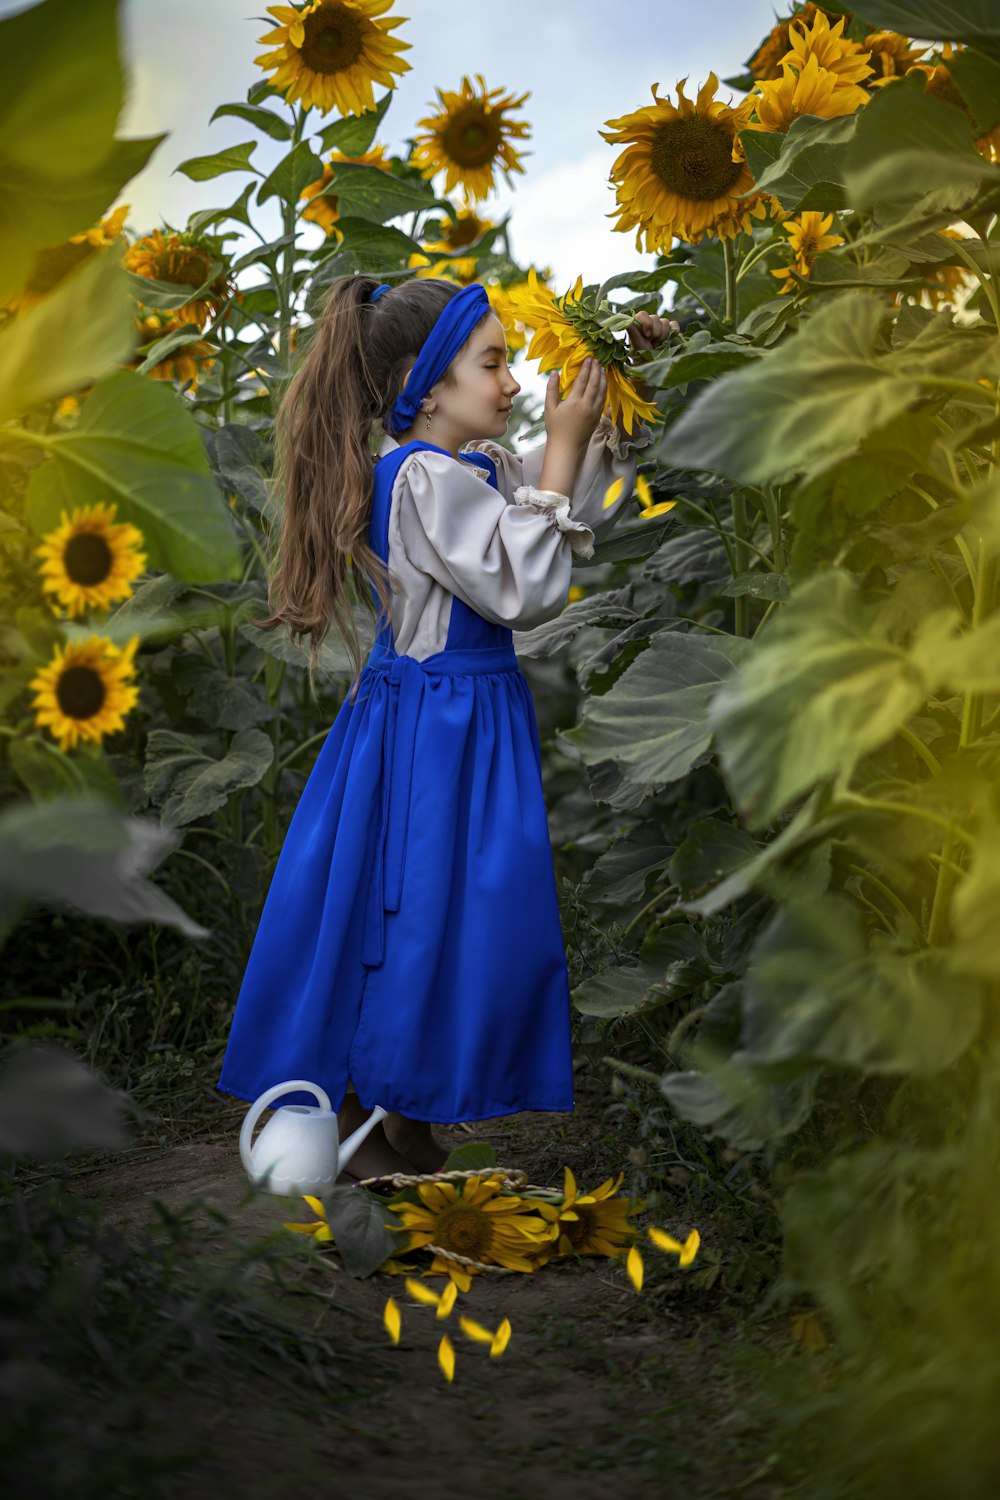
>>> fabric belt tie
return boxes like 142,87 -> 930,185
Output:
358,640 -> 519,969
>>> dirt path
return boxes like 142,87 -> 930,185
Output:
71,1075 -> 785,1500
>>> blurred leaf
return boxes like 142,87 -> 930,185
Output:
661,1058 -> 819,1151
947,46 -> 1000,132
0,249 -> 135,423
24,369 -> 242,584
560,631 -> 752,804
849,0 -> 1000,48
0,1044 -> 130,1158
951,826 -> 1000,974
669,816 -> 760,900
170,654 -> 277,732
721,572 -> 790,601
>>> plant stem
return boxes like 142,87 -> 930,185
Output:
723,237 -> 739,328
731,490 -> 751,636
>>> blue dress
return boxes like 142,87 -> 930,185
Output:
217,437 -> 576,1122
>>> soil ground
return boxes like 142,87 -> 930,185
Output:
69,1071 -> 790,1500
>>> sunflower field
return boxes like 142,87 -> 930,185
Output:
3,0 -> 1000,1493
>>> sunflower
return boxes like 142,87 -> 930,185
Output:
485,271 -> 547,357
388,1173 -> 557,1279
29,634 -> 141,753
505,266 -> 661,436
750,53 -> 871,132
864,30 -> 927,85
35,503 -> 147,619
780,10 -> 873,87
405,207 -> 498,282
600,74 -> 769,254
407,250 -> 478,284
907,46 -> 1000,162
299,143 -> 395,236
771,210 -> 844,292
905,227 -> 976,309
124,229 -> 238,328
410,72 -> 532,205
748,4 -> 838,81
535,1167 -> 643,1258
2,204 -> 130,318
129,310 -> 216,389
255,0 -> 412,115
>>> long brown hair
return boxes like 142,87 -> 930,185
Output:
248,273 -> 490,704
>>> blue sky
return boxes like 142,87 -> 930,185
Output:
5,0 -> 786,405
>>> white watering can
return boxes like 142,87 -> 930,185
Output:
239,1079 -> 388,1197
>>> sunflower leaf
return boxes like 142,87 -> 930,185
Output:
175,141 -> 259,181
321,1185 -> 403,1279
210,102 -> 292,142
739,114 -> 856,212
315,91 -> 393,157
440,1142 -> 497,1173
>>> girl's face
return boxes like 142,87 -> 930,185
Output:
400,313 -> 521,455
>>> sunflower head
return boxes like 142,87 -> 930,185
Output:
124,228 -> 238,329
35,503 -> 147,619
28,634 -> 141,753
411,71 -> 532,205
536,1167 -> 642,1258
130,309 -> 216,389
389,1172 -> 556,1273
2,205 -> 131,318
255,0 -> 412,116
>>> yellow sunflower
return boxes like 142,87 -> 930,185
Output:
299,143 -> 395,236
780,10 -> 873,87
129,310 -> 216,389
771,210 -> 844,292
750,52 -> 871,132
255,0 -> 412,115
406,207 -> 498,282
749,4 -> 832,81
35,503 -> 147,619
410,72 -> 532,204
864,30 -> 927,85
124,229 -> 238,328
2,204 -> 130,318
535,1167 -> 644,1258
600,74 -> 769,254
485,271 -> 547,357
505,267 -> 660,436
388,1173 -> 557,1279
407,250 -> 478,283
907,46 -> 1000,162
29,634 -> 141,753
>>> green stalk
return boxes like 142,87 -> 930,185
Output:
277,104 -> 306,372
731,490 -> 751,636
723,236 -> 739,328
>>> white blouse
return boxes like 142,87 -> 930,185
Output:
374,412 -> 655,660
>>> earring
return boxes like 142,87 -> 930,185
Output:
424,408 -> 432,430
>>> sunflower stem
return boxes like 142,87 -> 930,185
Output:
730,489 -> 751,636
723,238 -> 739,329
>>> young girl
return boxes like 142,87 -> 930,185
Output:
218,273 -> 674,1183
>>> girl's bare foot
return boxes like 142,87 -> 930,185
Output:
336,1094 -> 416,1183
383,1111 -> 450,1173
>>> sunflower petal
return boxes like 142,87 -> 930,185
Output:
679,1229 -> 701,1266
648,1226 -> 683,1254
438,1334 -> 456,1382
459,1315 -> 495,1345
404,1276 -> 441,1307
383,1296 -> 402,1344
626,1244 -> 644,1292
490,1317 -> 512,1357
436,1279 -> 458,1319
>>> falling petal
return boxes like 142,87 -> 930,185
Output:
635,474 -> 653,508
437,1280 -> 458,1319
490,1317 -> 512,1357
679,1229 -> 700,1267
405,1276 -> 442,1308
383,1296 -> 401,1345
438,1334 -> 456,1382
603,476 -> 625,510
626,1244 -> 644,1292
640,499 -> 677,518
459,1315 -> 495,1345
648,1226 -> 683,1255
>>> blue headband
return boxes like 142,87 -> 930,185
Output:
367,280 -> 492,435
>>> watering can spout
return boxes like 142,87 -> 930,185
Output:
338,1103 -> 389,1173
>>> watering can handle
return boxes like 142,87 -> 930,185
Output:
238,1079 -> 333,1175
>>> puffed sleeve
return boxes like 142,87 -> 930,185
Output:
392,449 -> 591,630
463,412 -> 656,544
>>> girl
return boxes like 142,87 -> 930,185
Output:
218,273 -> 675,1183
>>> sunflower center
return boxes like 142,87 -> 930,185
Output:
301,5 -> 362,73
651,116 -> 743,202
434,1204 -> 493,1258
561,1205 -> 594,1248
156,246 -> 214,291
442,106 -> 502,168
64,532 -> 113,586
56,665 -> 105,721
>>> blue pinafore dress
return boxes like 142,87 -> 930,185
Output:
217,438 -> 576,1123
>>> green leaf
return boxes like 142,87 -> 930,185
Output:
669,817 -> 761,900
319,161 -> 447,224
653,343 -> 762,389
739,114 -> 856,211
326,216 -> 425,273
256,141 -> 324,206
126,261 -> 226,313
0,793 -> 207,940
573,958 -> 683,1018
744,895 -> 982,1073
210,101 -> 292,141
559,631 -> 753,808
239,613 -> 372,678
951,826 -> 1000,975
721,572 -> 790,601
667,292 -> 922,485
143,727 -> 274,827
844,74 -> 998,222
175,141 -> 258,181
24,369 -> 242,584
947,46 -> 1000,132
132,322 -> 208,377
661,1059 -> 819,1151
710,571 -> 945,828
684,791 -> 843,916
0,250 -> 135,424
315,91 -> 393,157
849,0 -> 1000,48
513,586 -> 639,659
170,655 -> 276,733
320,1185 -> 403,1278
440,1142 -> 497,1173
581,824 -> 673,905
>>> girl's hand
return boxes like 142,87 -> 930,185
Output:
626,310 -> 680,355
544,357 -> 608,449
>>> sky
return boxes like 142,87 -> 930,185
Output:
4,0 -> 786,410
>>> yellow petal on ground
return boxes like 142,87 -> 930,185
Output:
405,1276 -> 442,1307
383,1296 -> 402,1345
626,1244 -> 644,1292
436,1280 -> 458,1319
438,1334 -> 456,1382
490,1318 -> 512,1357
648,1226 -> 683,1254
459,1315 -> 495,1345
603,476 -> 625,510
